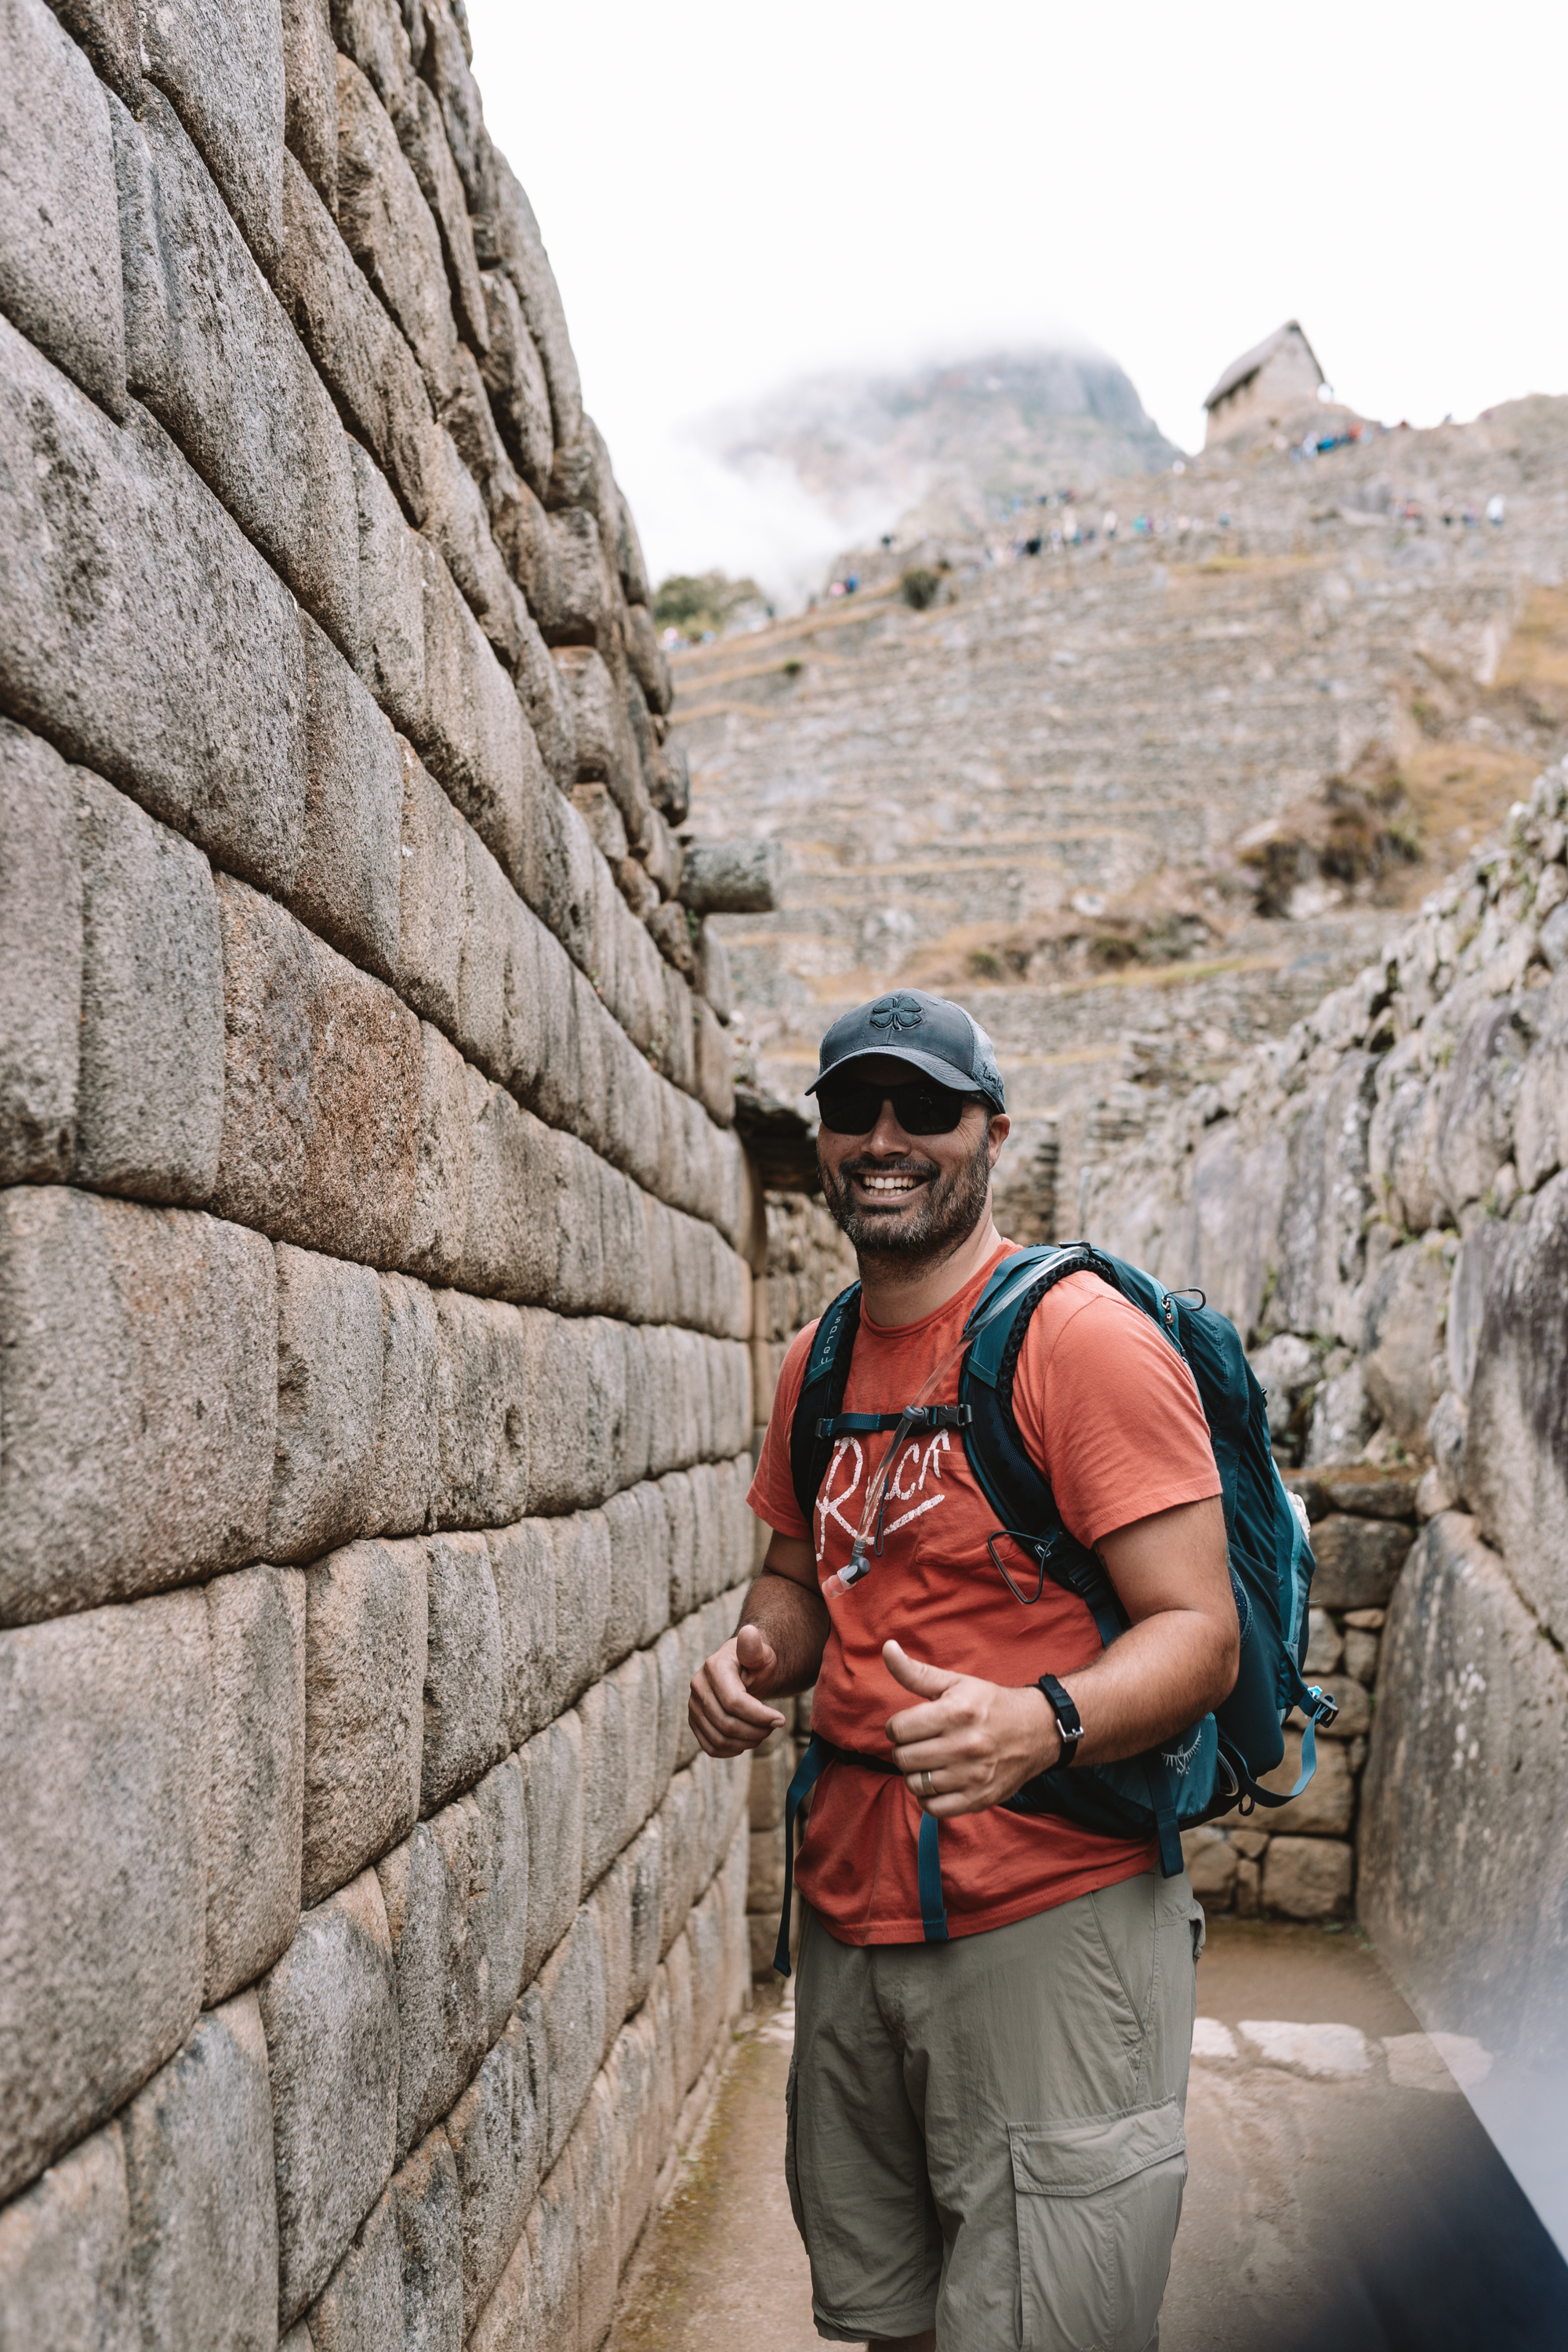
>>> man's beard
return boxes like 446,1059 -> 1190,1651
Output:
820,1128 -> 993,1268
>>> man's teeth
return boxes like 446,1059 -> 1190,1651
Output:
858,1174 -> 922,1194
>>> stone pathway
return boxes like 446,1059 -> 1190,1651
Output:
610,1919 -> 1561,2350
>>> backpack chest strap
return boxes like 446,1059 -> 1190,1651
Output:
815,1403 -> 973,1439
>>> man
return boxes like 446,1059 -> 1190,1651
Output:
690,990 -> 1237,2352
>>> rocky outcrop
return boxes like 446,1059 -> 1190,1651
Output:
1091,763 -> 1568,2052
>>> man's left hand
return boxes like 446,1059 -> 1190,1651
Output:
884,1639 -> 1060,1815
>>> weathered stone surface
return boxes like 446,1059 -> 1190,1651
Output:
0,719 -> 81,1183
538,1904 -> 606,2169
260,1870 -> 400,2326
0,2125 -> 135,2352
422,1532 -> 505,1810
379,1807 -> 485,2158
487,1519 -> 554,1749
393,2129 -> 464,2352
408,1024 -> 471,1284
0,318 -> 308,897
303,2189 -> 401,2351
397,741 -> 467,1033
521,1711 -> 585,1982
1368,1051 -> 1443,1235
367,1269 -> 441,1537
491,465 -> 560,626
1258,1728 -> 1353,1834
1261,1835 -> 1353,1919
281,0 -> 337,209
296,617 -> 404,980
1318,1465 -> 1422,1521
1513,964 -> 1568,1192
0,1591 -> 209,2201
602,1481 -> 667,1665
1432,998 -> 1531,1215
1361,1510 -> 1568,2071
479,268 -> 551,496
1263,1053 -> 1376,1341
1358,1239 -> 1448,1443
336,55 -> 457,403
693,995 -> 735,1125
1464,1169 -> 1568,1646
1305,1512 -> 1411,1610
112,86 -> 358,652
267,1244 -> 385,1563
416,417 -> 524,666
0,0 -> 125,412
120,1993 -> 278,2352
204,1563 -> 307,2004
45,0 -> 141,107
679,838 -> 785,916
445,1992 -> 546,2328
1304,1362 -> 1374,1470
419,543 -> 542,886
0,1189 -> 275,1621
456,1076 -> 557,1307
398,71 -> 487,356
434,1290 -> 531,1526
302,1538 -> 427,1905
416,0 -> 486,216
625,601 -> 672,715
71,769 -> 224,1205
550,1508 -> 612,1717
514,607 -> 576,790
212,876 -> 421,1267
693,919 -> 733,1024
470,1752 -> 529,2042
278,151 -> 433,521
140,0 -> 285,278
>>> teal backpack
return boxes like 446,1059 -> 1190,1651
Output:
774,1242 -> 1338,1974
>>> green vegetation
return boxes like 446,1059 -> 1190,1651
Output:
652,570 -> 769,640
901,566 -> 945,612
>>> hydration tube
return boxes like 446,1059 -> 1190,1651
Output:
821,1251 -> 1064,1602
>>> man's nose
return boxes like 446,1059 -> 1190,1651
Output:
864,1101 -> 916,1156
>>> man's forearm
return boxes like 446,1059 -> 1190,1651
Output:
739,1570 -> 830,1698
1052,1606 -> 1237,1769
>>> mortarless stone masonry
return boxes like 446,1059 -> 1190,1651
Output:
0,2 -> 794,2336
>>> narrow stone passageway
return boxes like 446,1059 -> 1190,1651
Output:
611,1922 -> 1550,2350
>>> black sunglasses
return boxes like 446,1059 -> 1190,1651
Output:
815,1075 -> 974,1136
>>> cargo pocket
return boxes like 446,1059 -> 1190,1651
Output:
1010,2100 -> 1187,2352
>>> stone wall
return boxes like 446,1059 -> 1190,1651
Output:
1087,764 -> 1568,2065
741,1192 -> 855,1975
0,2 -> 768,2343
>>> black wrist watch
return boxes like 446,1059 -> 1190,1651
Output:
1036,1673 -> 1085,1766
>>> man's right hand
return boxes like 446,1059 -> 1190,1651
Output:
688,1624 -> 789,1757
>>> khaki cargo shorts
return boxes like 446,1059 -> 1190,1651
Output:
785,1870 -> 1204,2350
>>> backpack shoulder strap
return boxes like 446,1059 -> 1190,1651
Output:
788,1280 -> 863,1533
960,1246 -> 1128,1643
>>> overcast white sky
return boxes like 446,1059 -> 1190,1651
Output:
467,0 -> 1568,594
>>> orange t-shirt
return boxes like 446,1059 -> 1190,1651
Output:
747,1242 -> 1221,1944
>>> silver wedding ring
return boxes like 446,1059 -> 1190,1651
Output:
919,1768 -> 935,1798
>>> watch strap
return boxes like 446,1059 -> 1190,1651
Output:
1037,1672 -> 1085,1765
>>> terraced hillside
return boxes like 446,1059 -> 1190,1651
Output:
673,394 -> 1568,1226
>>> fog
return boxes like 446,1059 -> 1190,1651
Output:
466,0 -> 1568,589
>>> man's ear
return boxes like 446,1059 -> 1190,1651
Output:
986,1112 -> 1011,1168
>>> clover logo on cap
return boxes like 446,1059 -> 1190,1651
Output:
869,993 -> 925,1032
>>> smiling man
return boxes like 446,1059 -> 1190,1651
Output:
689,989 -> 1237,2352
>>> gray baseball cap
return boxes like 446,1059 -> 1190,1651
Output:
807,990 -> 1006,1112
